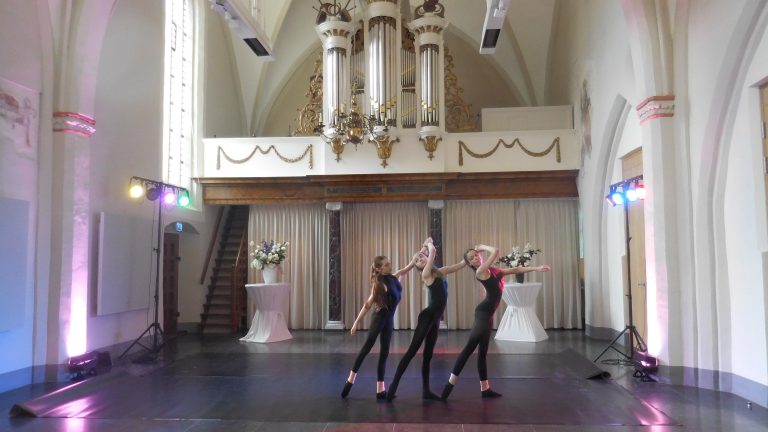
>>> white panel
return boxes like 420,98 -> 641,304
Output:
482,106 -> 574,131
0,197 -> 28,331
97,212 -> 153,315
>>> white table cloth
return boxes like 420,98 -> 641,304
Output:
495,281 -> 548,342
240,283 -> 292,343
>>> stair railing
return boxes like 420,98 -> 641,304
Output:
231,226 -> 248,332
199,206 -> 226,285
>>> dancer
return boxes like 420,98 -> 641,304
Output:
441,244 -> 551,400
341,254 -> 416,399
385,237 -> 466,401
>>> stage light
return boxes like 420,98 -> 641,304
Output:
632,349 -> 658,382
146,186 -> 162,201
177,192 -> 190,207
625,185 -> 638,202
163,191 -> 177,205
129,183 -> 145,199
68,350 -> 112,380
610,190 -> 625,206
636,180 -> 646,200
605,194 -> 617,207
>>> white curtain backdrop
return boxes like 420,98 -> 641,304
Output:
340,202 -> 430,329
515,199 -> 581,329
444,199 -> 581,329
248,204 -> 328,329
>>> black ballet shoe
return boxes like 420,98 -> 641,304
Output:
423,389 -> 441,400
376,391 -> 388,400
481,389 -> 503,398
385,389 -> 397,402
441,382 -> 454,400
341,381 -> 353,398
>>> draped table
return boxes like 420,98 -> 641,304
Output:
240,283 -> 292,343
495,281 -> 548,342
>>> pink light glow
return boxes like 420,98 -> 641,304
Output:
67,289 -> 87,357
646,277 -> 662,356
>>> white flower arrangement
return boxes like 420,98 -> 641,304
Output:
499,242 -> 541,268
249,240 -> 289,269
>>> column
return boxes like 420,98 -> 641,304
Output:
326,202 -> 343,329
428,200 -> 444,267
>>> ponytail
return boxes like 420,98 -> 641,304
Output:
368,256 -> 388,310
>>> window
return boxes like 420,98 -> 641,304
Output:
164,0 -> 194,190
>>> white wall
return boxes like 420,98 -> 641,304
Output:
0,0 -> 43,389
549,0 -> 768,399
88,0 -> 167,350
723,20 -> 768,388
549,0 -> 636,332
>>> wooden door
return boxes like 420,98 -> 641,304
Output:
622,148 -> 647,343
163,233 -> 180,336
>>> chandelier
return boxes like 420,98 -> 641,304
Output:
314,92 -> 396,165
313,0 -> 447,167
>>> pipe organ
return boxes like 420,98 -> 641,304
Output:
314,0 -> 448,164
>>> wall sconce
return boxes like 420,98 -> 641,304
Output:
370,134 -> 399,168
419,135 -> 441,160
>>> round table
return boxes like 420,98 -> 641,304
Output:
240,283 -> 292,343
495,281 -> 548,342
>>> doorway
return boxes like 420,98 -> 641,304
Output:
163,233 -> 180,336
622,148 -> 647,342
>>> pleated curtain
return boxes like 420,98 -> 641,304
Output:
515,199 -> 581,329
248,204 -> 329,329
340,202 -> 430,330
444,199 -> 582,329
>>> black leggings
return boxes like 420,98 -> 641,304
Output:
389,309 -> 441,391
351,309 -> 394,381
450,309 -> 493,380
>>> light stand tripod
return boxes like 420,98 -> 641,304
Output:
119,185 -> 168,362
594,197 -> 648,366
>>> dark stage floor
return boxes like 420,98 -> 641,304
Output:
1,330 -> 767,431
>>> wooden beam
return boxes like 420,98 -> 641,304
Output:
198,170 -> 579,204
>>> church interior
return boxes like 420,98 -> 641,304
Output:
1,0 -> 767,430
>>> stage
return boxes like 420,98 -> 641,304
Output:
3,330 -> 767,431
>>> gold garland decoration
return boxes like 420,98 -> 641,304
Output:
217,144 -> 313,170
458,138 -> 561,166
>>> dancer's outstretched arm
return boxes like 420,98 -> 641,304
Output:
392,254 -> 418,280
498,264 -> 552,276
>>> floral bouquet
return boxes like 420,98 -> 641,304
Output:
249,240 -> 289,269
499,242 -> 542,268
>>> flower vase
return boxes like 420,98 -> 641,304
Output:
515,272 -> 525,284
262,264 -> 279,284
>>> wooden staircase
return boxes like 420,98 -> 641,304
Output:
200,206 -> 249,334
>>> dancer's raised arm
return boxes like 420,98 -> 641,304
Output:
474,244 -> 499,279
498,264 -> 551,276
392,254 -> 418,280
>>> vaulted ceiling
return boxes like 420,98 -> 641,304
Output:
219,0 -> 559,135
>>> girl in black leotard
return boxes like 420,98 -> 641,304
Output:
441,244 -> 551,400
341,255 -> 416,399
385,237 -> 466,401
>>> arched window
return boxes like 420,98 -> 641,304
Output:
163,0 -> 194,190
